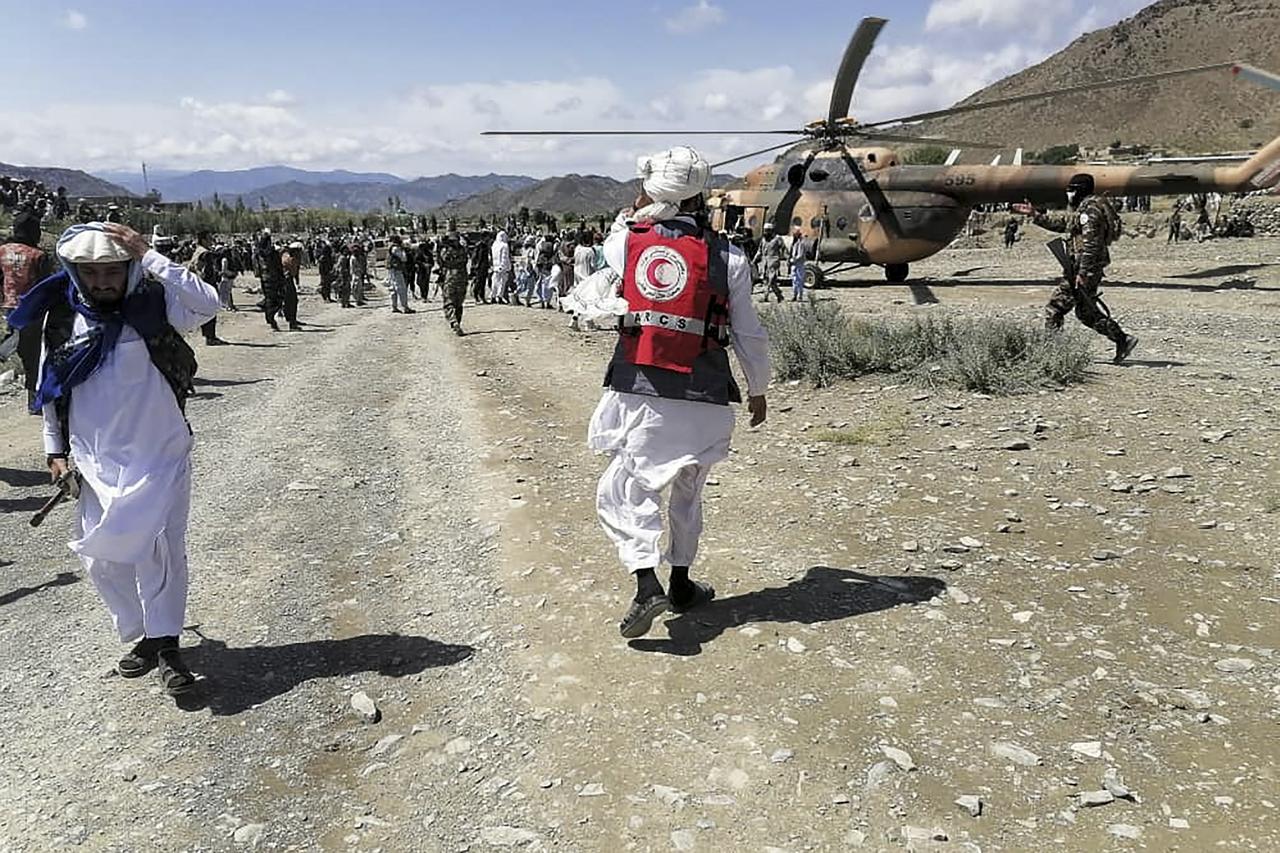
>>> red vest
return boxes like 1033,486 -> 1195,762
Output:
619,225 -> 729,375
0,243 -> 44,310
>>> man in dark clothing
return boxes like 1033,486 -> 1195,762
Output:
315,238 -> 335,302
255,230 -> 298,331
439,229 -> 469,335
53,187 -> 71,220
1014,174 -> 1138,364
187,230 -> 227,345
415,238 -> 434,301
1003,217 -> 1019,249
469,234 -> 491,304
0,210 -> 57,410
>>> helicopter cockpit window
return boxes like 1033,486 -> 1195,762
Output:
809,169 -> 829,182
809,217 -> 821,229
791,216 -> 803,227
858,204 -> 876,222
786,164 -> 807,187
867,153 -> 877,164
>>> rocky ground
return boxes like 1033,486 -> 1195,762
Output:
0,231 -> 1276,852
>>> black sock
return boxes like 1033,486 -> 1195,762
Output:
634,568 -> 663,602
669,566 -> 693,602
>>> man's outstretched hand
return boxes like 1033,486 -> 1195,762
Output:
748,395 -> 767,427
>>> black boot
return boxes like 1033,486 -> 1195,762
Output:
1114,334 -> 1138,364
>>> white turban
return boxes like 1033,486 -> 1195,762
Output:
57,225 -> 131,264
637,145 -> 710,204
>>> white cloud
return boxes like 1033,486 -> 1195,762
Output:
61,9 -> 87,30
665,0 -> 726,35
925,0 -> 1063,33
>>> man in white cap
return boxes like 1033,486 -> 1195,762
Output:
7,222 -> 220,695
589,145 -> 771,638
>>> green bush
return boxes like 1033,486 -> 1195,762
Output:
761,303 -> 1092,394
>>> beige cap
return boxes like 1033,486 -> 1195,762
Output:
57,229 -> 131,264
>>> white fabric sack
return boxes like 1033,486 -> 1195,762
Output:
562,267 -> 627,322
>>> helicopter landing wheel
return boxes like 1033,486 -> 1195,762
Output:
803,262 -> 826,290
884,263 -> 909,283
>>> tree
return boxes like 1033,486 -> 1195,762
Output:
902,145 -> 950,166
1031,144 -> 1080,165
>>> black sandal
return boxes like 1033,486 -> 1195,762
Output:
669,580 -> 716,614
620,594 -> 669,639
118,638 -> 163,678
156,647 -> 196,696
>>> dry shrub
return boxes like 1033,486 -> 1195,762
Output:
761,302 -> 1092,394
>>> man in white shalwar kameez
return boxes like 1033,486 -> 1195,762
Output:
14,222 -> 219,695
489,230 -> 512,304
587,146 -> 770,638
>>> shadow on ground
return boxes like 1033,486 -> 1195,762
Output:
630,566 -> 946,657
1172,263 -> 1272,280
0,495 -> 46,514
460,328 -> 532,337
0,467 -> 47,488
178,632 -> 475,715
0,571 -> 79,607
193,377 -> 273,388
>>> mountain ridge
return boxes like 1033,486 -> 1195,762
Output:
920,0 -> 1280,153
0,163 -> 132,198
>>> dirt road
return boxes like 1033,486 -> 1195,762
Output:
0,234 -> 1276,852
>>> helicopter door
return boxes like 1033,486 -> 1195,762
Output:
723,205 -> 744,232
728,205 -> 770,237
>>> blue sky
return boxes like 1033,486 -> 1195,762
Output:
0,0 -> 1151,178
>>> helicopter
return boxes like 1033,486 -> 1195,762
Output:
484,18 -> 1280,285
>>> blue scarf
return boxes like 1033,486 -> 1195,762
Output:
7,270 -> 170,414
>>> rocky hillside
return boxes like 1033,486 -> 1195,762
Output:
923,0 -> 1280,153
0,163 -> 132,198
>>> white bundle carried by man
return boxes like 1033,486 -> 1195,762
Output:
563,146 -> 711,322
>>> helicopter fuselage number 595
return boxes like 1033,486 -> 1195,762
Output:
943,174 -> 976,187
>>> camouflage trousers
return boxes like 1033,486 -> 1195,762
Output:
442,272 -> 468,330
1044,277 -> 1124,343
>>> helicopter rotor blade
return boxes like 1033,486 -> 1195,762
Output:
772,148 -> 821,233
481,130 -> 801,136
827,17 -> 888,125
851,130 -> 1002,150
838,145 -> 901,238
711,139 -> 808,169
859,61 -> 1239,129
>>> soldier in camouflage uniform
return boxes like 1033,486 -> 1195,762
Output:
437,228 -> 469,336
1015,174 -> 1138,365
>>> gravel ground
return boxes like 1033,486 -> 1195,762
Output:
0,232 -> 1277,852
